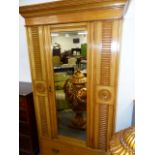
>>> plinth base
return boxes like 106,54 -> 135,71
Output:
69,112 -> 86,130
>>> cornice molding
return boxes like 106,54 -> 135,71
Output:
19,0 -> 128,18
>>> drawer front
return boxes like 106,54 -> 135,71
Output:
41,141 -> 72,155
19,122 -> 30,135
19,97 -> 27,110
19,135 -> 32,151
20,110 -> 28,122
43,147 -> 71,155
51,148 -> 61,155
40,139 -> 103,155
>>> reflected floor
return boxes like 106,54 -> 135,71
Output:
58,109 -> 86,140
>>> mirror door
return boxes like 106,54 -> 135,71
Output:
51,30 -> 87,141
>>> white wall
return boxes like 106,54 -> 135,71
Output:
52,35 -> 87,53
19,0 -> 134,131
19,15 -> 31,82
115,0 -> 135,131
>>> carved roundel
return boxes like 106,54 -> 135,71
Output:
98,89 -> 111,102
36,83 -> 46,93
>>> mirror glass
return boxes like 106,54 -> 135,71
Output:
51,31 -> 87,140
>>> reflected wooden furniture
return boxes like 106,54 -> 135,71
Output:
19,82 -> 39,155
109,126 -> 135,155
19,0 -> 129,155
54,66 -> 74,74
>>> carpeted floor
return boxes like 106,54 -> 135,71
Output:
58,109 -> 86,140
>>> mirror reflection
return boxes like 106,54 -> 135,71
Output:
51,31 -> 87,140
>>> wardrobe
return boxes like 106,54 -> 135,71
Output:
20,0 -> 129,154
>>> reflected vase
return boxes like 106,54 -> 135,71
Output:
64,69 -> 87,130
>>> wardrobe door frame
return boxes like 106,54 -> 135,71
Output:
47,22 -> 89,144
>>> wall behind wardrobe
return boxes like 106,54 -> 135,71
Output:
115,0 -> 135,131
19,0 -> 134,132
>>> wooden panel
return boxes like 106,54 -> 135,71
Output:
87,20 -> 121,152
107,105 -> 114,146
19,83 -> 39,155
44,25 -> 58,138
99,104 -> 109,150
98,20 -> 122,151
19,110 -> 28,122
19,0 -> 128,18
110,20 -> 123,132
25,8 -> 123,26
19,97 -> 27,109
86,22 -> 94,148
19,122 -> 30,135
38,96 -> 49,137
30,27 -> 43,81
20,134 -> 32,151
50,22 -> 87,33
100,22 -> 112,86
40,138 -> 104,155
26,26 -> 52,139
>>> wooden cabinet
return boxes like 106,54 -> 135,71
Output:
19,82 -> 39,155
19,0 -> 129,155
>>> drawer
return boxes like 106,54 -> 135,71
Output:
44,147 -> 71,155
49,146 -> 101,155
51,148 -> 61,155
41,139 -> 102,155
19,110 -> 28,122
19,122 -> 30,135
41,141 -> 73,155
19,135 -> 32,151
19,97 -> 27,109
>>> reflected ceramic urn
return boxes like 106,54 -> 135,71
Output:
64,69 -> 87,130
